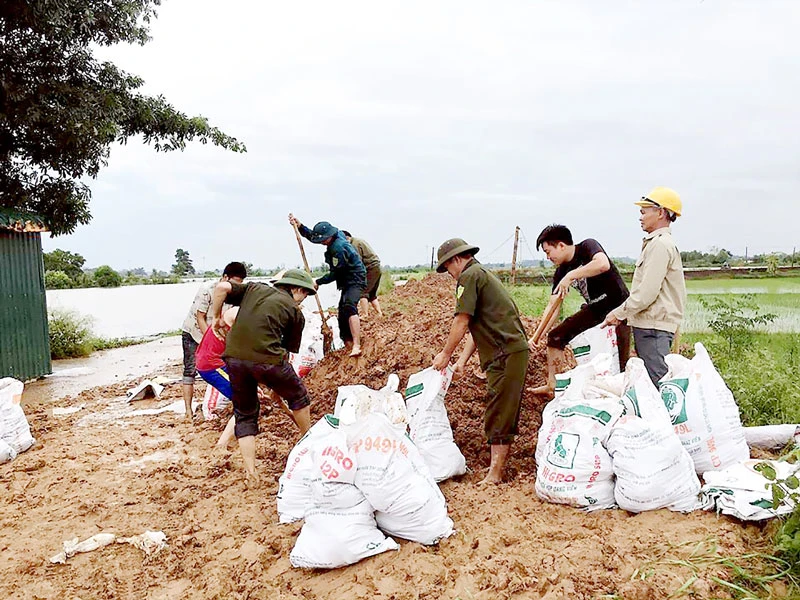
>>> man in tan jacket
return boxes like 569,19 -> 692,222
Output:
603,187 -> 686,385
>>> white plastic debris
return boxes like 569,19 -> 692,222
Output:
127,400 -> 199,417
52,404 -> 85,417
49,533 -> 117,564
126,380 -> 164,402
49,530 -> 167,564
743,425 -> 800,450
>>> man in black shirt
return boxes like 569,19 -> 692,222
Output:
530,225 -> 631,396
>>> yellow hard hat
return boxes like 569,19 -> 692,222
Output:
634,187 -> 682,217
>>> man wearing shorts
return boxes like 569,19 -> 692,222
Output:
530,225 -> 630,396
432,238 -> 529,484
208,269 -> 317,483
289,214 -> 367,357
342,230 -> 383,318
180,262 -> 247,419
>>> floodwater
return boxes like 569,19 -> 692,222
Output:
46,279 -> 341,339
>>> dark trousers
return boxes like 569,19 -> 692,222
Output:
484,349 -> 529,445
338,284 -> 365,342
181,331 -> 198,385
633,327 -> 674,386
226,357 -> 310,438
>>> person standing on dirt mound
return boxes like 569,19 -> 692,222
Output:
289,214 -> 367,357
342,230 -> 384,319
529,225 -> 631,397
180,262 -> 247,420
208,269 -> 317,484
603,187 -> 686,386
432,239 -> 530,484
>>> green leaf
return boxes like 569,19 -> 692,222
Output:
754,462 -> 777,481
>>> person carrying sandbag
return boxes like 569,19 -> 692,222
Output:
208,269 -> 317,485
432,238 -> 529,484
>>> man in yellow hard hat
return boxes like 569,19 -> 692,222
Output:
432,238 -> 529,484
603,187 -> 686,385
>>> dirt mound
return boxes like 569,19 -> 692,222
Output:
303,273 -> 574,477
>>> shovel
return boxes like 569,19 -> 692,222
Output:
291,221 -> 334,354
529,294 -> 563,346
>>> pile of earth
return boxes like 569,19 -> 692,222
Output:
301,273 -> 575,478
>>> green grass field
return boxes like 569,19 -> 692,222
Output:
509,277 -> 800,333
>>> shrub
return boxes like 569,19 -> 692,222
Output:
48,309 -> 94,359
93,265 -> 122,287
44,270 -> 73,289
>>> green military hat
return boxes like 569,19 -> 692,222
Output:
274,268 -> 317,295
436,238 -> 480,273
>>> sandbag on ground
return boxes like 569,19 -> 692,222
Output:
405,367 -> 466,482
569,323 -> 620,375
660,343 -> 749,474
345,413 -> 454,545
0,378 -> 35,462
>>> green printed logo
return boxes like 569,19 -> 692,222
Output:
750,499 -> 773,509
572,344 -> 591,359
624,388 -> 641,417
405,383 -> 424,400
554,376 -> 571,393
547,432 -> 580,469
557,405 -> 613,425
660,378 -> 689,424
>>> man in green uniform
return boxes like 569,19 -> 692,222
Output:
432,239 -> 529,484
342,230 -> 383,318
208,269 -> 317,484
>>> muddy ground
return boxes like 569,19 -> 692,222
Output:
0,274 -> 778,599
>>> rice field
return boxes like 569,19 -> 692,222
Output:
509,277 -> 800,333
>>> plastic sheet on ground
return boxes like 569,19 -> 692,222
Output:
49,530 -> 167,564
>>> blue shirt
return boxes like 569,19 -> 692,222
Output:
299,227 -> 366,289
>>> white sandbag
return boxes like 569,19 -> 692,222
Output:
290,424 -> 399,568
701,459 -> 798,521
334,376 -> 408,430
277,415 -> 340,523
607,415 -> 702,513
743,425 -> 800,450
344,413 -> 454,544
0,439 -> 17,463
405,367 -> 466,482
535,354 -> 616,467
569,323 -> 620,375
535,397 -> 623,510
201,384 -> 230,421
290,304 -> 326,377
0,378 -> 35,455
620,358 -> 673,428
290,481 -> 399,569
660,344 -> 749,474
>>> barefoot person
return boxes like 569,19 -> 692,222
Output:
529,225 -> 630,396
432,238 -> 529,484
208,269 -> 317,483
180,262 -> 247,420
288,214 -> 366,357
603,187 -> 686,386
342,230 -> 383,319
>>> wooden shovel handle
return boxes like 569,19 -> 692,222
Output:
530,295 -> 563,346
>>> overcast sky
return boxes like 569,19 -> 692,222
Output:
42,0 -> 800,271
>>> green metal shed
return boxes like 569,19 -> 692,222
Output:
0,209 -> 52,380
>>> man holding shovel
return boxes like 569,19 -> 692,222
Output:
603,187 -> 686,386
208,269 -> 317,484
529,225 -> 630,397
432,239 -> 529,484
288,214 -> 367,357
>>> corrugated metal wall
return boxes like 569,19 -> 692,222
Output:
0,231 -> 52,380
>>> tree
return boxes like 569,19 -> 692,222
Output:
172,248 -> 195,276
93,265 -> 122,287
44,270 -> 73,289
0,1 -> 246,235
43,249 -> 85,280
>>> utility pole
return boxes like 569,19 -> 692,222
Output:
430,246 -> 435,271
745,246 -> 748,263
793,247 -> 796,267
510,226 -> 520,284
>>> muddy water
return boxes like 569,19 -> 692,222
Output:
46,280 -> 340,339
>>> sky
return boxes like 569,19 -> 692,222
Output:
42,0 -> 800,271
